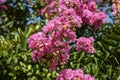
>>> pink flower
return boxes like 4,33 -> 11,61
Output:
76,37 -> 95,53
57,4 -> 68,13
83,74 -> 95,80
112,4 -> 117,11
48,58 -> 58,71
0,0 -> 4,3
28,0 -> 107,71
28,29 -> 71,70
38,0 -> 106,29
28,32 -> 52,62
112,0 -> 120,16
92,12 -> 107,30
57,68 -> 74,80
88,1 -> 97,11
56,68 -> 95,80
28,32 -> 47,49
0,5 -> 8,10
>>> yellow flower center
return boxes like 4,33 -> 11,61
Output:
63,25 -> 67,30
117,4 -> 120,9
77,77 -> 81,80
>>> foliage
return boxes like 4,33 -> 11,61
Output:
0,22 -> 58,80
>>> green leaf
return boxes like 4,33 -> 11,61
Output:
26,25 -> 34,38
27,72 -> 32,76
102,36 -> 117,46
92,64 -> 99,77
106,33 -> 120,41
117,76 -> 120,80
28,65 -> 32,70
18,28 -> 24,39
77,52 -> 85,62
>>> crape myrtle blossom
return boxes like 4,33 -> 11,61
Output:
38,0 -> 107,30
112,0 -> 120,16
38,1 -> 58,17
28,32 -> 51,62
43,16 -> 78,42
0,4 -> 8,10
0,0 -> 4,3
28,31 -> 71,70
0,0 -> 8,10
76,37 -> 95,53
28,16 -> 95,70
28,0 -> 105,71
28,16 -> 78,70
56,68 -> 95,80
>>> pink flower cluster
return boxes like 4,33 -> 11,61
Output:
76,37 -> 95,53
0,0 -> 4,3
39,0 -> 107,30
28,31 -> 71,70
28,14 -> 96,70
0,0 -> 8,10
56,68 -> 95,80
28,0 -> 106,71
112,0 -> 120,16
